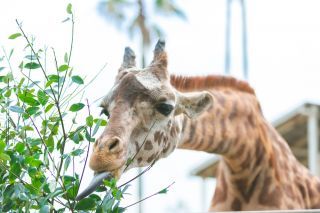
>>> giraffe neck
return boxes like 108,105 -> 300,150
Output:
176,87 -> 320,210
176,87 -> 272,207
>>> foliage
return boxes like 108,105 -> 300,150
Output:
0,4 -> 112,212
0,4 -> 174,212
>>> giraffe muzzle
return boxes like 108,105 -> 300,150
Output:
76,171 -> 112,200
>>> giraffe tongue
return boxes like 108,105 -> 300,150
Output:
76,172 -> 112,200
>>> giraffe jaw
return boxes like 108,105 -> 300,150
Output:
76,171 -> 112,200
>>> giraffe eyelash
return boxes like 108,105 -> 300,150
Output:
100,108 -> 110,118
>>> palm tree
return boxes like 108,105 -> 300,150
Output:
97,1 -> 186,212
98,0 -> 186,67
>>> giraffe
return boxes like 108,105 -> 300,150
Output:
76,40 -> 320,211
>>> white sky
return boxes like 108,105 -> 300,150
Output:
1,0 -> 320,212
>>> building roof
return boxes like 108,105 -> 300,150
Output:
191,102 -> 320,178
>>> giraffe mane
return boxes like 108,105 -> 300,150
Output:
170,75 -> 255,95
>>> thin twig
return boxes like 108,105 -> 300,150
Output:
79,99 -> 92,186
59,13 -> 74,99
119,159 -> 157,188
124,182 -> 175,209
51,48 -> 61,99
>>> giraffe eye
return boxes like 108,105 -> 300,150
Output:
156,103 -> 174,116
100,108 -> 110,118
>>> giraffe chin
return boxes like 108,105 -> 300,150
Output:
75,171 -> 112,201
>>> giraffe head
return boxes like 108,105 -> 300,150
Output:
76,40 -> 213,200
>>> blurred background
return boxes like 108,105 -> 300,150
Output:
1,0 -> 320,212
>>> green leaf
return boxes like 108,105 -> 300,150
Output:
37,90 -> 49,106
67,3 -> 72,14
71,149 -> 84,156
40,205 -> 50,213
22,125 -> 33,131
24,62 -> 41,69
0,153 -> 10,161
48,74 -> 59,82
46,135 -> 54,153
102,196 -> 114,212
9,105 -> 24,113
8,33 -> 21,39
19,61 -> 24,69
3,73 -> 13,83
45,103 -> 54,113
71,129 -> 84,144
4,89 -> 11,97
58,64 -> 69,72
30,159 -> 42,167
0,67 -> 5,71
71,75 -> 84,84
158,188 -> 168,194
0,141 -> 6,152
45,80 -> 54,88
25,55 -> 38,60
15,142 -> 25,154
64,155 -> 71,171
86,115 -> 93,127
92,119 -> 107,136
18,93 -> 40,106
46,188 -> 64,200
26,106 -> 40,115
64,52 -> 68,63
75,197 -> 96,210
18,78 -> 25,88
85,128 -> 95,142
94,118 -> 107,126
69,103 -> 85,112
63,175 -> 76,183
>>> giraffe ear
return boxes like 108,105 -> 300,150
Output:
175,91 -> 213,118
119,47 -> 136,71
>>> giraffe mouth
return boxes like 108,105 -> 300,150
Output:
76,171 -> 112,200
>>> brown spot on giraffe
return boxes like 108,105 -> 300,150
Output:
229,100 -> 238,120
154,131 -> 163,146
231,198 -> 242,211
170,125 -> 176,137
258,176 -> 281,207
134,141 -> 140,152
144,140 -> 153,150
147,154 -> 156,163
162,142 -> 171,154
234,172 -> 260,203
254,138 -> 265,167
137,157 -> 143,164
240,150 -> 252,170
297,182 -> 306,199
82,40 -> 320,212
